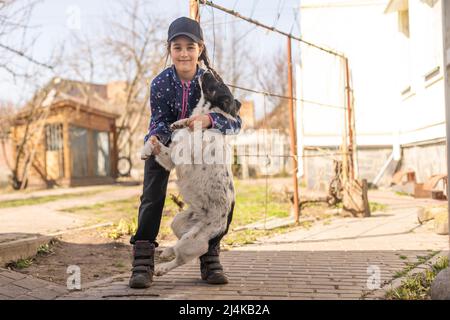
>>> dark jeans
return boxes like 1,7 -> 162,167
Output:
130,155 -> 170,245
130,155 -> 235,249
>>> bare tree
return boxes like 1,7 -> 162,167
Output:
0,0 -> 66,189
205,22 -> 255,101
3,0 -> 167,188
102,0 -> 166,162
60,0 -> 167,172
0,0 -> 54,79
254,46 -> 290,132
0,72 -> 65,189
5,74 -> 64,189
0,100 -> 16,172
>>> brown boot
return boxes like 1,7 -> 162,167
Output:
200,242 -> 228,285
129,240 -> 155,289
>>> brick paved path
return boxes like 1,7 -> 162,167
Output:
0,269 -> 67,300
55,250 -> 437,300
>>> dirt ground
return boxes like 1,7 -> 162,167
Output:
10,227 -> 138,286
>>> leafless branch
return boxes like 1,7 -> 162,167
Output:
0,0 -> 54,77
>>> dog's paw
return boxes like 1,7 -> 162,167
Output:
154,263 -> 171,276
170,119 -> 189,131
140,139 -> 154,160
155,144 -> 175,171
159,247 -> 175,261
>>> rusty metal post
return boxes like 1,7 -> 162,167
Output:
287,36 -> 300,222
441,1 -> 450,247
344,56 -> 355,182
190,0 -> 200,22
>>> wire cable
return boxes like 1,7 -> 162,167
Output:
226,83 -> 345,110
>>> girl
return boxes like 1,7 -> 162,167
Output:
129,16 -> 242,289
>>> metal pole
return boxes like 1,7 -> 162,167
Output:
441,0 -> 450,247
344,56 -> 354,181
287,36 -> 300,222
190,0 -> 200,22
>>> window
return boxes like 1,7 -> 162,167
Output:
45,123 -> 64,179
45,124 -> 63,151
69,126 -> 88,178
421,1 -> 442,83
93,130 -> 110,176
69,126 -> 111,178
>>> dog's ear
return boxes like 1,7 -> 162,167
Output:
228,99 -> 241,118
217,95 -> 232,112
234,99 -> 241,112
217,95 -> 242,117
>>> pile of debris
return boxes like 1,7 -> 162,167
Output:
288,160 -> 371,218
417,206 -> 449,235
391,170 -> 447,200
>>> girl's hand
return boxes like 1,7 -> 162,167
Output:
149,135 -> 161,155
187,114 -> 212,131
141,135 -> 161,160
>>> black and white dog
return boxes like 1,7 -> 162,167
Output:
141,70 -> 241,276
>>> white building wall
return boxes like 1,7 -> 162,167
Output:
298,0 -> 445,146
397,0 -> 445,145
298,0 -> 400,147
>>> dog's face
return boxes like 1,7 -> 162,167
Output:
200,70 -> 241,117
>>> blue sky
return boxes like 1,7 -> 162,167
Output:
1,0 -> 302,109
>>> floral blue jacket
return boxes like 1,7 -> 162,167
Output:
145,65 -> 242,145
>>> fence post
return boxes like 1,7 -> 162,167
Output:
190,0 -> 200,22
287,36 -> 300,222
441,1 -> 450,247
344,56 -> 355,181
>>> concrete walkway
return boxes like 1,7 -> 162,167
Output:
0,185 -> 142,243
0,184 -> 143,266
0,189 -> 448,300
0,185 -> 117,202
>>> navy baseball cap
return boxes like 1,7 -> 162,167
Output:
168,17 -> 204,43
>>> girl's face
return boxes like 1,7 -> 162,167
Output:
170,36 -> 202,76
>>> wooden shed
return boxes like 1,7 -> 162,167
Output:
11,99 -> 119,188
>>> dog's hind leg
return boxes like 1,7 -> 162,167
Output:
154,225 -> 209,276
159,208 -> 196,261
171,208 -> 197,239
159,246 -> 174,260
